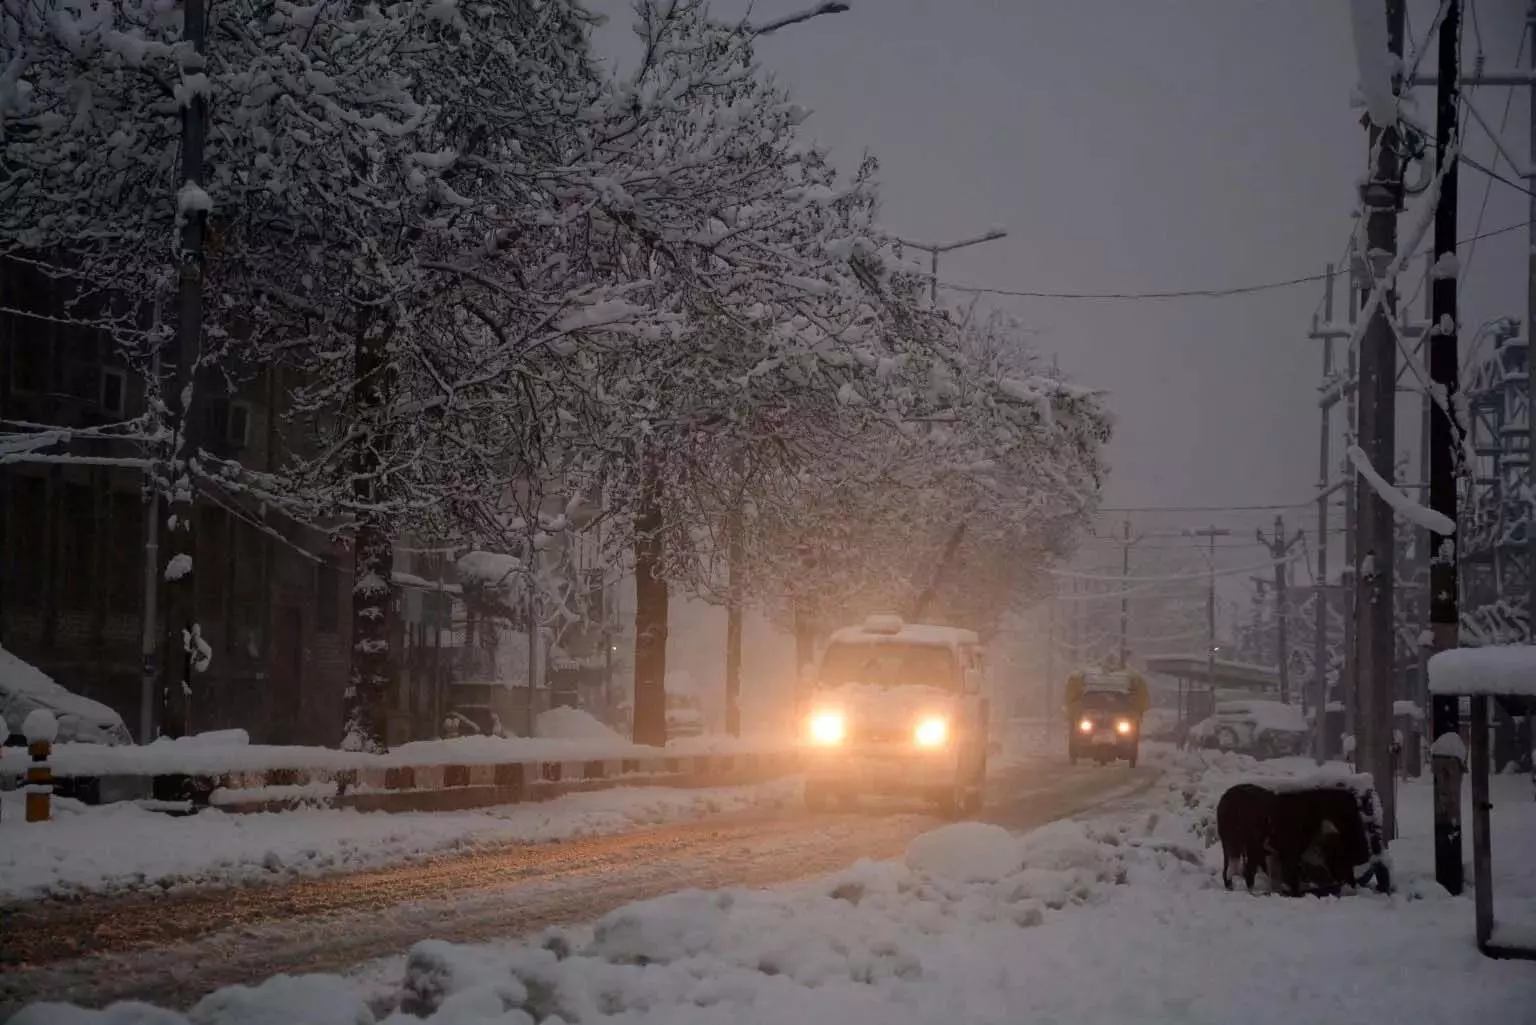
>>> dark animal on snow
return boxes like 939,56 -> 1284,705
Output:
1216,783 -> 1277,892
1269,786 -> 1375,896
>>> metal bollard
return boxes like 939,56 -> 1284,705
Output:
23,709 -> 58,823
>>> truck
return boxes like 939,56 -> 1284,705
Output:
1065,666 -> 1149,767
799,613 -> 989,816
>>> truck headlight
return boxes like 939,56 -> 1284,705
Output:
808,711 -> 845,745
914,717 -> 948,747
1115,718 -> 1133,735
1078,718 -> 1094,734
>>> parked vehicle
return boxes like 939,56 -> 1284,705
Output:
1139,707 -> 1185,745
0,646 -> 132,746
800,613 -> 989,817
1187,700 -> 1308,758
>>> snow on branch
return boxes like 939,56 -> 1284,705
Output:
1347,445 -> 1455,536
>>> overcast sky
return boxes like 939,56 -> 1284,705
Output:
597,0 -> 1527,510
591,0 -> 1532,681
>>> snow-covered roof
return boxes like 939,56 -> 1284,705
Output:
1428,645 -> 1536,697
826,616 -> 979,649
1141,654 -> 1279,691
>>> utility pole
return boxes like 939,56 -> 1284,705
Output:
1190,526 -> 1232,704
1429,0 -> 1465,895
1310,264 -> 1346,759
1046,593 -> 1057,731
1343,256 -> 1361,761
1257,516 -> 1304,704
161,0 -> 210,739
1355,0 -> 1405,838
1107,519 -> 1145,666
1527,0 -> 1536,694
893,229 -> 1008,305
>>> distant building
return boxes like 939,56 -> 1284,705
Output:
0,257 -> 352,744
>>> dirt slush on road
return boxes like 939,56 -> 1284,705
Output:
0,756 -> 1153,1016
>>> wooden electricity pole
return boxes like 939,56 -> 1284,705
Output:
1428,0 -> 1464,896
1257,516 -> 1304,704
1355,0 -> 1405,838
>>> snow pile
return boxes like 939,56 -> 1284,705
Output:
0,781 -> 797,901
904,821 -> 1020,882
0,730 -> 793,779
148,729 -> 251,749
1428,645 -> 1536,697
534,706 -> 626,744
22,708 -> 58,744
16,749 -> 1536,1024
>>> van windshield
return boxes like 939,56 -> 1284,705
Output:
818,642 -> 959,690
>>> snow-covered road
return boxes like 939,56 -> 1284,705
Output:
0,757 -> 1148,1015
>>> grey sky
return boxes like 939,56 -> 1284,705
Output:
598,0 -> 1526,510
591,0 -> 1532,683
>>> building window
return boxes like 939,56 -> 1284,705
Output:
58,483 -> 95,610
7,475 -> 47,602
100,367 -> 127,417
227,400 -> 252,448
316,559 -> 340,634
9,338 -> 49,394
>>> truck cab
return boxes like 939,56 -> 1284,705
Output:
800,613 -> 989,816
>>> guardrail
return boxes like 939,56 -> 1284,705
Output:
6,751 -> 804,817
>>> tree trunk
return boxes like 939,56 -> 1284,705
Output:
724,500 -> 744,738
632,450 -> 669,747
909,520 -> 968,622
343,312 -> 394,752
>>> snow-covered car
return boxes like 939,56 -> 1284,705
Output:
666,704 -> 705,739
0,646 -> 132,746
1139,707 -> 1185,744
1187,700 -> 1308,759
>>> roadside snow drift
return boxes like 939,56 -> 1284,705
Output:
0,781 -> 796,901
14,746 -> 1536,1024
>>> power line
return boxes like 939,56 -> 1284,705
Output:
1049,547 -> 1307,585
1460,14 -> 1527,297
1094,500 -> 1318,514
933,220 -> 1526,302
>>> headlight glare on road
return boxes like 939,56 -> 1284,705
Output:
1115,718 -> 1133,735
1078,718 -> 1094,734
913,716 -> 948,747
808,711 -> 845,745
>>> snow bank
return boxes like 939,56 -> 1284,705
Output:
17,749 -> 1536,1025
0,729 -> 794,779
0,780 -> 797,901
1428,645 -> 1536,697
904,821 -> 1019,883
534,706 -> 625,744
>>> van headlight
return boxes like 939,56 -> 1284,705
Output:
1115,718 -> 1133,735
1078,718 -> 1094,734
808,711 -> 845,745
914,717 -> 948,748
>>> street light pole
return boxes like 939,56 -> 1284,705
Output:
893,229 -> 1009,305
1188,526 -> 1232,711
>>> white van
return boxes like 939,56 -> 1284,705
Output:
799,613 -> 988,816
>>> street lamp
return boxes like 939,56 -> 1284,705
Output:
892,229 -> 1009,305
